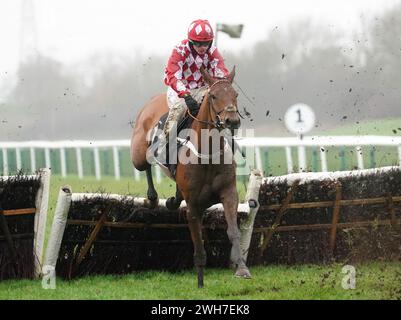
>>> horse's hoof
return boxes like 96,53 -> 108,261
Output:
147,190 -> 158,208
147,192 -> 158,202
146,195 -> 158,209
166,197 -> 180,210
235,268 -> 252,279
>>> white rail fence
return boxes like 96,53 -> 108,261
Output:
1,136 -> 401,183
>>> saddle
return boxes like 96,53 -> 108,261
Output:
150,108 -> 199,178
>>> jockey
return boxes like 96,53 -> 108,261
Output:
160,19 -> 230,147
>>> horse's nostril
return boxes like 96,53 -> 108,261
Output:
226,118 -> 240,129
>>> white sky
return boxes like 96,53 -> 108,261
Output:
0,0 -> 400,80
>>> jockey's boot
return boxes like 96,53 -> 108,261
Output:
157,111 -> 178,158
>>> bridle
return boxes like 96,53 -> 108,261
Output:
187,79 -> 240,129
182,79 -> 246,159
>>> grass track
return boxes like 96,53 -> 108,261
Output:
1,262 -> 400,299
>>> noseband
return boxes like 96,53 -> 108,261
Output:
187,79 -> 239,129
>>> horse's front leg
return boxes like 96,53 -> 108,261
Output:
187,204 -> 207,288
166,185 -> 183,210
221,187 -> 252,279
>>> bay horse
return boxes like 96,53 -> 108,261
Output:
130,67 -> 251,287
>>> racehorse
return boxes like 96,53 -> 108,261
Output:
130,67 -> 251,287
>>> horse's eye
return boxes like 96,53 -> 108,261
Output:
210,94 -> 216,99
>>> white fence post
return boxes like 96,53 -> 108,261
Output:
356,146 -> 364,170
93,148 -> 101,180
16,147 -> 22,171
255,147 -> 262,171
44,148 -> 51,170
44,186 -> 71,271
60,148 -> 67,177
298,145 -> 307,172
285,146 -> 293,173
398,145 -> 401,166
34,168 -> 51,278
2,148 -> 8,176
320,146 -> 328,172
30,147 -> 36,174
76,147 -> 83,179
112,146 -> 121,180
240,169 -> 263,261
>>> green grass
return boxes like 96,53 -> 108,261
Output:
1,262 -> 400,300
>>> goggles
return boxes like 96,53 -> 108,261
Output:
190,40 -> 212,47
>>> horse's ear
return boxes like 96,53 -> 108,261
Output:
227,66 -> 236,84
200,67 -> 214,86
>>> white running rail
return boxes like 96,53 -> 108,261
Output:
1,136 -> 401,182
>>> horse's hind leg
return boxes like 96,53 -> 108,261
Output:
146,167 -> 158,206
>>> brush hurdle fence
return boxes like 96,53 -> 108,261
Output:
0,169 -> 50,280
45,167 -> 401,279
1,136 -> 401,182
44,171 -> 262,278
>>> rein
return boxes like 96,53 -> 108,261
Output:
187,79 -> 238,129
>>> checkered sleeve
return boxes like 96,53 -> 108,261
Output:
208,47 -> 229,78
164,46 -> 190,98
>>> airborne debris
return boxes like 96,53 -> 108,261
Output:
243,107 -> 252,118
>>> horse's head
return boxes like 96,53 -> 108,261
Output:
200,67 -> 241,131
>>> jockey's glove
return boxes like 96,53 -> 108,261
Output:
183,94 -> 199,113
